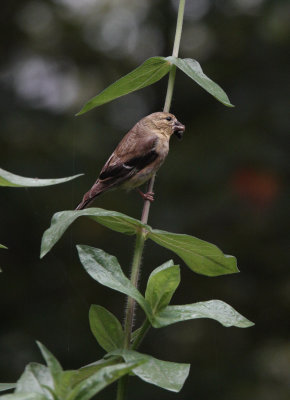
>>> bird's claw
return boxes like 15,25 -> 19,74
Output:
138,189 -> 155,202
144,191 -> 155,202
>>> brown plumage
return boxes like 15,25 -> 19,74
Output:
76,112 -> 185,210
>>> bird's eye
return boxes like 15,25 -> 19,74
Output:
166,116 -> 172,121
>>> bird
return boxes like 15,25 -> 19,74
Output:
75,111 -> 185,210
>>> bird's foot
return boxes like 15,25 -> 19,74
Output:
137,189 -> 155,202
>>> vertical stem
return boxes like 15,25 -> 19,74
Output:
117,1 -> 186,399
163,0 -> 185,113
172,0 -> 186,58
116,375 -> 128,400
163,66 -> 176,113
142,0 -> 186,225
123,232 -> 145,349
140,174 -> 156,223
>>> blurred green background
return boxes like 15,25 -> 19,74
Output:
1,0 -> 289,399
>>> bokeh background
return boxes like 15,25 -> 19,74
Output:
1,0 -> 289,399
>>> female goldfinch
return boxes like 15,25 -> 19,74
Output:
76,112 -> 185,210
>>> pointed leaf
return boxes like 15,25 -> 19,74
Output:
34,360 -> 119,400
89,305 -> 125,352
0,384 -> 16,392
71,359 -> 118,387
35,343 -> 73,400
54,370 -> 77,399
131,326 -> 143,343
40,209 -> 148,258
77,57 -> 170,115
166,57 -> 234,107
36,342 -> 62,383
152,300 -> 254,328
41,209 -> 238,278
15,363 -> 53,398
77,246 -> 151,318
145,260 -> 180,314
0,168 -> 82,188
148,229 -> 239,277
109,349 -> 189,393
66,362 -> 143,400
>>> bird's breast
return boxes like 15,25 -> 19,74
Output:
122,137 -> 169,190
155,136 -> 169,158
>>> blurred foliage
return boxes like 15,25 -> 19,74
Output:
0,0 -> 289,399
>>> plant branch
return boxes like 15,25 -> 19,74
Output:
163,0 -> 185,112
117,1 -> 186,398
123,232 -> 146,349
116,375 -> 128,400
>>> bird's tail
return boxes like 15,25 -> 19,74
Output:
75,181 -> 104,210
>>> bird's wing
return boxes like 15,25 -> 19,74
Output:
98,132 -> 158,187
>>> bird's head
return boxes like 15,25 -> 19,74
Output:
142,112 -> 185,140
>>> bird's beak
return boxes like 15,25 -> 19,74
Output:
173,120 -> 185,140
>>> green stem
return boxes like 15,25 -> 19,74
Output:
143,0 -> 186,222
172,0 -> 186,58
163,0 -> 185,112
116,375 -> 128,400
163,65 -> 176,113
123,232 -> 146,349
116,1 -> 186,398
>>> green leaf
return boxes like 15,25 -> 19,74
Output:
108,349 -> 190,393
53,371 -> 77,400
145,260 -> 180,314
36,342 -> 62,380
131,327 -> 143,343
66,362 -> 143,400
0,168 -> 82,188
41,208 -> 238,278
36,342 -> 62,393
77,57 -> 170,115
71,359 -> 118,388
40,209 -> 147,258
76,55 -> 233,114
167,57 -> 234,107
0,384 -> 16,392
77,246 -> 151,318
148,229 -> 239,277
152,300 -> 254,329
0,394 -> 48,400
15,363 -> 53,398
89,305 -> 125,352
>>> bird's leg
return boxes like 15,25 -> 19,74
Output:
137,188 -> 155,202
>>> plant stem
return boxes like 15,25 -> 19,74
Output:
172,0 -> 186,58
163,0 -> 185,112
163,65 -> 176,113
117,1 -> 186,398
116,375 -> 128,400
123,232 -> 146,349
143,0 -> 186,222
